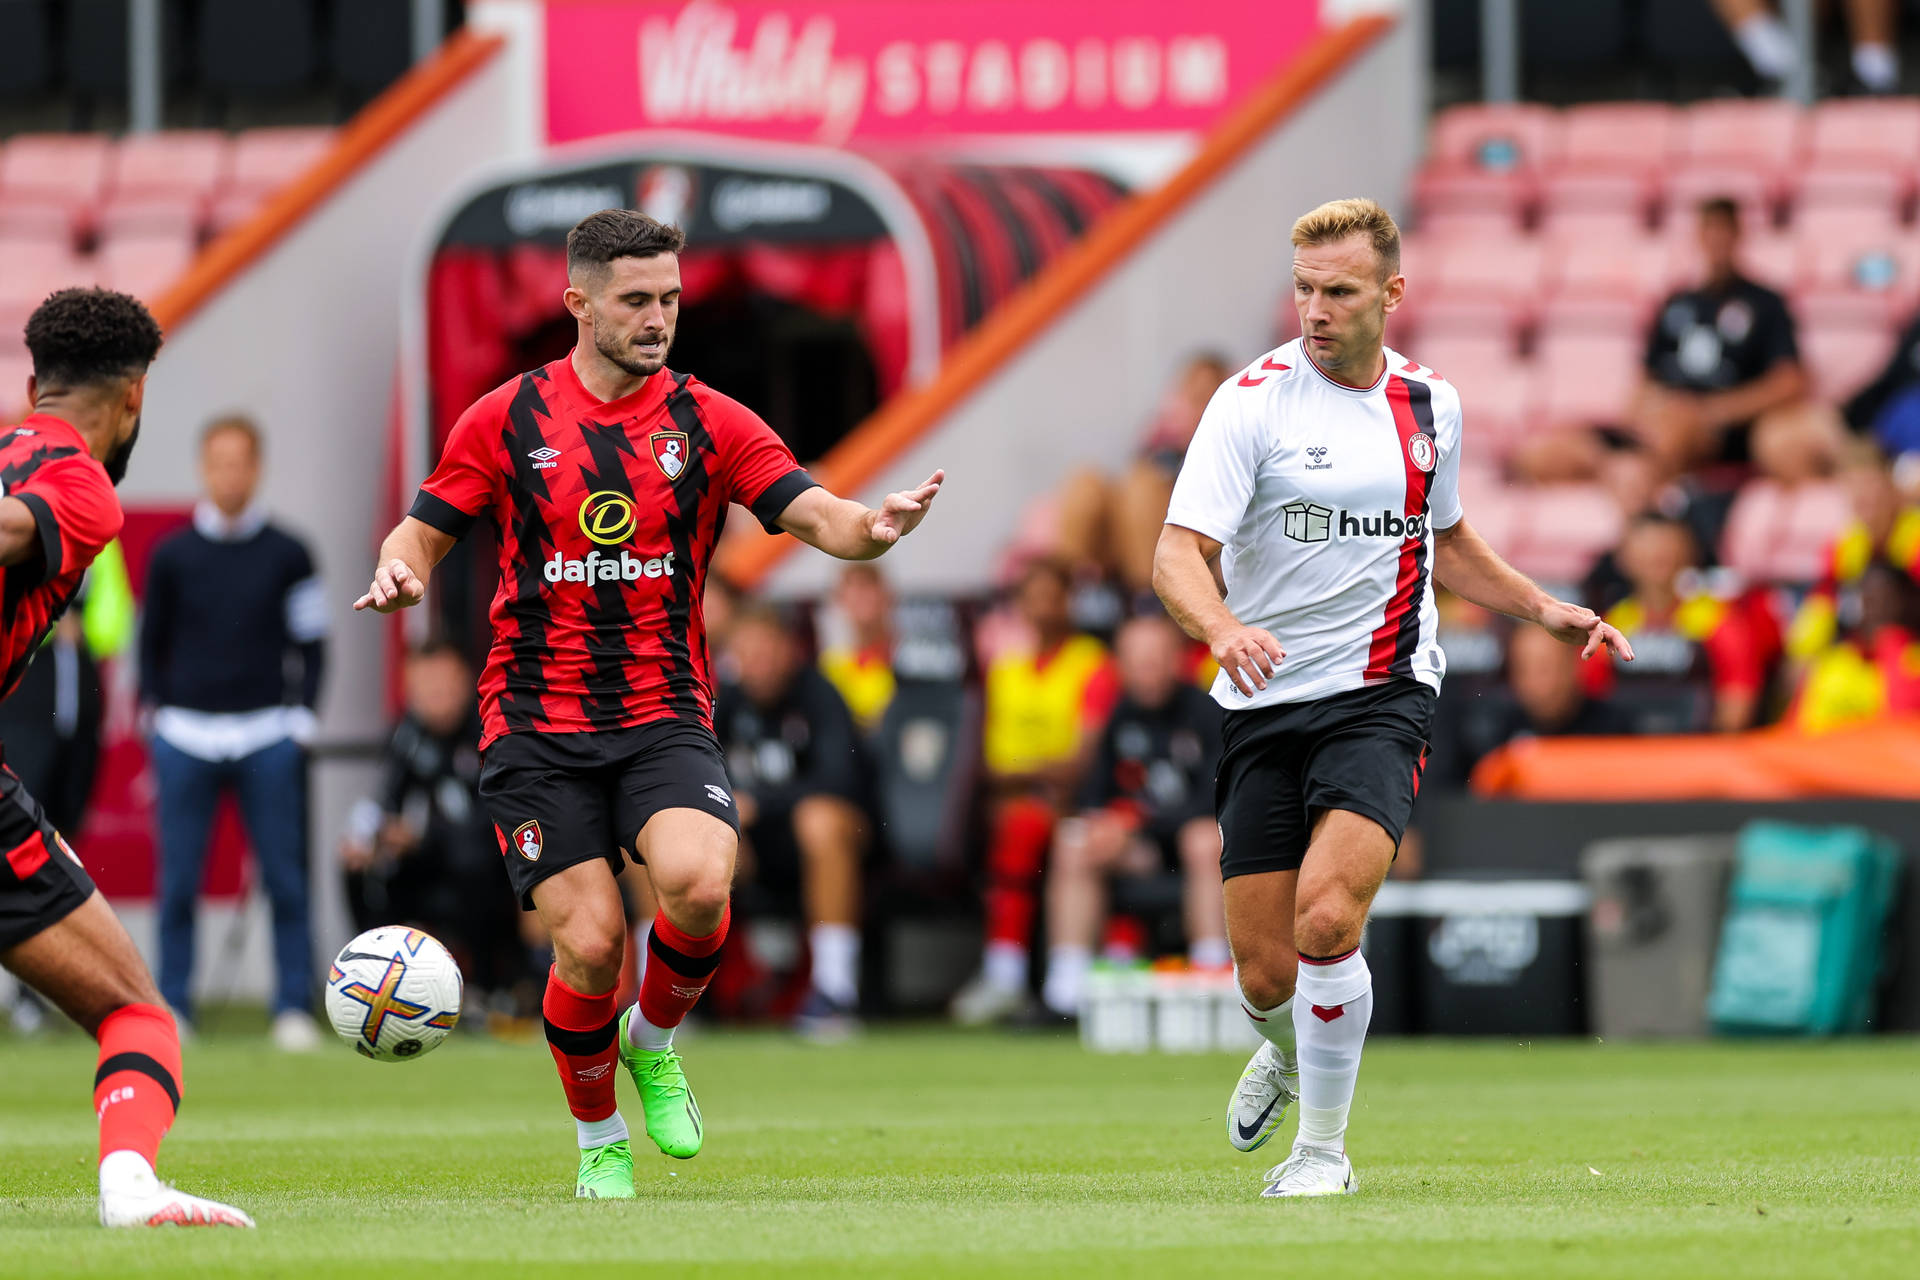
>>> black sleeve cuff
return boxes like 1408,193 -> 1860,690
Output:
408,490 -> 478,539
748,468 -> 820,534
15,492 -> 62,585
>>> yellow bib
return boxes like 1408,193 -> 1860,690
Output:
983,635 -> 1109,775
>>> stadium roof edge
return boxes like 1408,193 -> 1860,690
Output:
149,28 -> 506,335
715,11 -> 1398,591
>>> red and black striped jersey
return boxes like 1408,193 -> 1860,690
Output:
0,415 -> 123,706
410,353 -> 816,748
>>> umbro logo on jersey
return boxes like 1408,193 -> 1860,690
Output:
1282,503 -> 1427,544
704,784 -> 732,807
527,446 -> 561,471
1305,446 -> 1332,470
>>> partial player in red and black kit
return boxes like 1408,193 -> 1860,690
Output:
356,210 -> 944,1199
0,289 -> 252,1228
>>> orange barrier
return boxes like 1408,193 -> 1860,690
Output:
1470,718 -> 1920,800
713,13 -> 1397,589
151,29 -> 505,333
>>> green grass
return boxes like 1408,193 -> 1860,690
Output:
2,1026 -> 1917,1278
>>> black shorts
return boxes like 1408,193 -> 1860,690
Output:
478,721 -> 740,909
0,765 -> 96,950
1215,679 -> 1435,880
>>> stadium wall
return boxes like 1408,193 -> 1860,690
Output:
743,12 -> 1423,597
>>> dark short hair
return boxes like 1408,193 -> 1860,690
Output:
24,288 -> 163,391
200,414 -> 261,455
409,638 -> 468,665
1698,197 -> 1741,229
731,600 -> 794,635
566,209 -> 686,279
1016,555 -> 1072,594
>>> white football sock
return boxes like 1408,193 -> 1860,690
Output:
1238,985 -> 1298,1066
625,937 -> 675,1053
982,941 -> 1028,992
1854,43 -> 1900,92
1733,15 -> 1795,79
1190,937 -> 1231,970
575,1111 -> 629,1150
809,923 -> 860,1005
1041,944 -> 1092,1014
99,1150 -> 158,1196
1291,949 -> 1374,1151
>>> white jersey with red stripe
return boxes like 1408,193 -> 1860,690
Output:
1165,338 -> 1464,711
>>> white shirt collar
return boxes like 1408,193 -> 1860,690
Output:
193,500 -> 269,543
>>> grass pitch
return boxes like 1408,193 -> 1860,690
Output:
1,1025 -> 1916,1278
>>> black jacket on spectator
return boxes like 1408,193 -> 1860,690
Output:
1079,685 -> 1223,845
1845,310 -> 1920,433
716,669 -> 866,821
1644,275 -> 1798,463
377,711 -> 488,872
140,520 -> 324,713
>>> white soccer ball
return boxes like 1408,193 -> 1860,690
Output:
324,926 -> 463,1062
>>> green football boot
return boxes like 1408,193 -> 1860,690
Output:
575,1140 -> 635,1200
618,1006 -> 704,1159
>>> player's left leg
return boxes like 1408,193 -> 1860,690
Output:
790,793 -> 867,1039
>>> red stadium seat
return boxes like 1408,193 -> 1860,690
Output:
0,355 -> 32,424
1536,293 -> 1650,338
1662,166 -> 1776,234
1425,238 -> 1548,335
1557,103 -> 1681,175
1806,98 -> 1920,169
1428,103 -> 1562,173
228,126 -> 335,195
1417,335 -> 1529,463
1795,218 -> 1920,321
1798,319 -> 1897,404
1507,484 -> 1626,584
1537,171 -> 1654,222
0,234 -> 85,305
1679,99 -> 1805,176
0,195 -> 78,245
1549,233 -> 1669,302
1538,207 -> 1648,249
1417,208 -> 1524,245
1412,168 -> 1533,227
1721,480 -> 1851,583
0,133 -> 111,204
1530,331 -> 1642,427
1791,165 -> 1908,222
95,233 -> 197,303
111,130 -> 230,200
96,193 -> 206,241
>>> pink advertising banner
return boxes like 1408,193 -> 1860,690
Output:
544,0 -> 1323,146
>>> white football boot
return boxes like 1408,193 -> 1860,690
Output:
948,975 -> 1026,1027
98,1151 -> 255,1228
1227,1040 -> 1298,1152
1260,1145 -> 1357,1198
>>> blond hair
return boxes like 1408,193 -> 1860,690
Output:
1290,197 -> 1400,280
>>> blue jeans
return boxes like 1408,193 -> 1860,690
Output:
152,735 -> 312,1017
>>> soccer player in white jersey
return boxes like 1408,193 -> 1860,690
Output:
1153,198 -> 1634,1198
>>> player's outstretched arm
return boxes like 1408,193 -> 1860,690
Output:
1432,519 -> 1634,662
353,517 -> 456,614
1152,523 -> 1285,697
775,469 -> 945,560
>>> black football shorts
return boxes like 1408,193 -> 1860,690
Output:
1215,679 -> 1435,880
0,765 -> 97,950
478,721 -> 740,909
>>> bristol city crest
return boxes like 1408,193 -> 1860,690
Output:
1407,433 -> 1436,473
651,430 -> 689,480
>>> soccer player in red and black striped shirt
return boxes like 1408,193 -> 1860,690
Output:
356,210 -> 943,1199
0,289 -> 252,1228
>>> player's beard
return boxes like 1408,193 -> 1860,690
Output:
594,315 -> 672,378
103,419 -> 141,487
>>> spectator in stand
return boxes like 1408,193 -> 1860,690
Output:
1054,353 -> 1233,604
1787,441 -> 1920,665
1790,560 -> 1920,732
1843,309 -> 1920,462
818,563 -> 896,733
1427,626 -> 1630,791
340,642 -> 531,1015
1711,0 -> 1900,94
1587,514 -> 1780,733
141,416 -> 328,1050
704,572 -> 743,686
715,604 -> 870,1039
950,557 -> 1116,1025
1581,446 -> 1739,612
1037,614 -> 1225,1022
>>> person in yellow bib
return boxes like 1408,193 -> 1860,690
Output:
951,558 -> 1117,1025
817,564 -> 897,733
1787,443 -> 1920,668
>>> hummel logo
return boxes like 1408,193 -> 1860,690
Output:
1305,446 -> 1331,470
528,446 -> 561,470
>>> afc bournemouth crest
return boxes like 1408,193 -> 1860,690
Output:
651,430 -> 689,480
511,820 -> 543,862
1407,433 -> 1436,474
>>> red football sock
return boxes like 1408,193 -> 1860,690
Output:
984,799 -> 1054,948
637,905 -> 730,1032
542,967 -> 619,1123
94,1003 -> 181,1166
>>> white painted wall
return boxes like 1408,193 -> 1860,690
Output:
765,19 -> 1422,598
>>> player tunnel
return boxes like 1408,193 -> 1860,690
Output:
397,137 -> 1128,657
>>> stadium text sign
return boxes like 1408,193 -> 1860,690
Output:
544,0 -> 1322,145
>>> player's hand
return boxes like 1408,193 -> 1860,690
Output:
867,469 -> 945,547
353,558 -> 425,613
1211,624 -> 1286,696
1538,600 -> 1635,662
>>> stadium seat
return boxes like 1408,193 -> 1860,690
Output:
95,194 -> 206,242
95,233 -> 197,303
1720,480 -> 1850,583
0,195 -> 78,245
1795,218 -> 1920,322
0,354 -> 32,424
1557,103 -> 1681,176
0,234 -> 84,304
111,131 -> 230,200
1412,168 -> 1533,228
1417,208 -> 1523,245
0,133 -> 112,206
1679,99 -> 1805,176
228,127 -> 335,195
1807,98 -> 1920,170
1549,233 -> 1669,303
1530,332 -> 1642,427
1538,206 -> 1648,248
207,189 -> 269,237
1791,165 -> 1908,223
1428,103 -> 1562,173
1537,170 -> 1654,223
1418,335 -> 1529,462
1798,320 -> 1897,404
1536,292 -> 1650,338
1508,484 -> 1626,584
1422,239 -> 1548,337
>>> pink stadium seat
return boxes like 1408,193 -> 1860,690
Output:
1798,319 -> 1897,403
95,233 -> 197,303
1508,484 -> 1626,584
1536,293 -> 1649,338
207,188 -> 269,236
1417,335 -> 1529,462
0,134 -> 111,204
1721,480 -> 1851,583
0,195 -> 78,245
1537,171 -> 1653,222
1530,332 -> 1642,426
1795,221 -> 1920,320
95,193 -> 206,241
1425,239 -> 1548,335
1412,168 -> 1532,227
1662,166 -> 1775,233
0,235 -> 85,305
1455,461 -> 1507,513
1792,165 -> 1908,221
1680,99 -> 1805,175
1557,103 -> 1681,175
0,355 -> 33,424
1806,98 -> 1920,169
228,126 -> 335,195
1417,208 -> 1523,245
111,130 -> 230,200
1428,103 -> 1562,173
1550,233 -> 1669,302
1538,207 -> 1648,248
